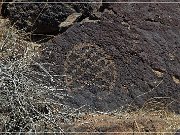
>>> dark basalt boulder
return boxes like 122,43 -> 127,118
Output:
2,0 -> 101,34
33,3 -> 180,113
10,2 -> 178,113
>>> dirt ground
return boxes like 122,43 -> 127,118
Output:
66,111 -> 180,134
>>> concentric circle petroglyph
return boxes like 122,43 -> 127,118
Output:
64,43 -> 117,91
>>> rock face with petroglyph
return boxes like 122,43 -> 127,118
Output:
3,1 -> 179,113
64,43 -> 117,92
32,2 -> 180,113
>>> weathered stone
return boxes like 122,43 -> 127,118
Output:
59,13 -> 82,28
2,0 -> 101,34
32,2 -> 180,113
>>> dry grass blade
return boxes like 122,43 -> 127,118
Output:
0,19 -> 84,134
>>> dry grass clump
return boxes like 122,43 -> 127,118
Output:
0,19 -> 82,134
69,107 -> 180,134
66,97 -> 180,134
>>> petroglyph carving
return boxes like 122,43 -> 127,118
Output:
64,43 -> 117,91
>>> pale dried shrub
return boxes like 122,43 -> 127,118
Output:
0,20 -> 83,134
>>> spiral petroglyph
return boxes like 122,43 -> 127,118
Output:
64,43 -> 117,91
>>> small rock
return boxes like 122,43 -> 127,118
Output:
59,13 -> 82,28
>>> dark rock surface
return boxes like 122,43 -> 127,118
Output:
34,3 -> 180,113
2,0 -> 101,35
4,2 -> 180,113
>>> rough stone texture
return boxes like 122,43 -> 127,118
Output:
2,0 -> 101,34
34,3 -> 180,113
18,2 -> 180,113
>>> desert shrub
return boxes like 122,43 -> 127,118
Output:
0,21 -> 81,134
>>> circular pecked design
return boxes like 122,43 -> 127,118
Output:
64,43 -> 117,92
